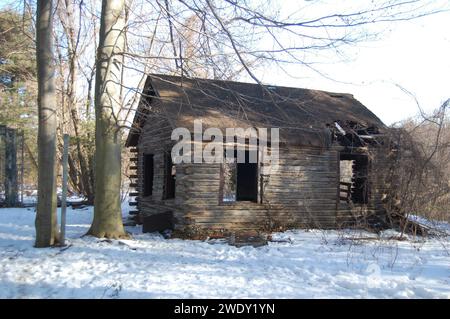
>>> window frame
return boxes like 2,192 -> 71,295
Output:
219,148 -> 259,204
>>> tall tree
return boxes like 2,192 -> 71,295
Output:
0,8 -> 38,185
35,0 -> 59,247
87,0 -> 128,238
55,0 -> 95,203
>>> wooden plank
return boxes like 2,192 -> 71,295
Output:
132,117 -> 388,234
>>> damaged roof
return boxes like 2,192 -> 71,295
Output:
126,74 -> 386,147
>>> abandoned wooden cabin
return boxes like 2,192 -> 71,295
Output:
126,74 -> 388,238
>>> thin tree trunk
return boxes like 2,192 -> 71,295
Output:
87,0 -> 127,239
35,0 -> 59,247
24,142 -> 38,171
4,128 -> 18,207
54,1 -> 95,204
64,0 -> 95,203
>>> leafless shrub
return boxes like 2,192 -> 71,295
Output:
381,98 -> 450,236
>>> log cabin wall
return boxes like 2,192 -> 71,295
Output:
137,114 -> 184,226
176,144 -> 386,235
257,145 -> 340,230
136,118 -> 386,237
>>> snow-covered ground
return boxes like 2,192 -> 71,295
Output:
0,206 -> 448,299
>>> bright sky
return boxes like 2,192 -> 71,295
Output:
257,9 -> 450,125
2,0 -> 449,126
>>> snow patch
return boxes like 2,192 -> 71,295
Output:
0,206 -> 449,298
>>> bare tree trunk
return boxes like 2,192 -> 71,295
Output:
87,0 -> 127,239
35,0 -> 59,247
4,128 -> 18,207
64,0 -> 95,203
53,1 -> 96,204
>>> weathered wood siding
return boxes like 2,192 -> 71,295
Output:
137,114 -> 183,223
174,145 -> 352,233
136,121 -> 385,235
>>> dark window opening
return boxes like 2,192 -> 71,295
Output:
163,152 -> 176,199
339,153 -> 369,204
143,154 -> 154,197
222,150 -> 258,202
